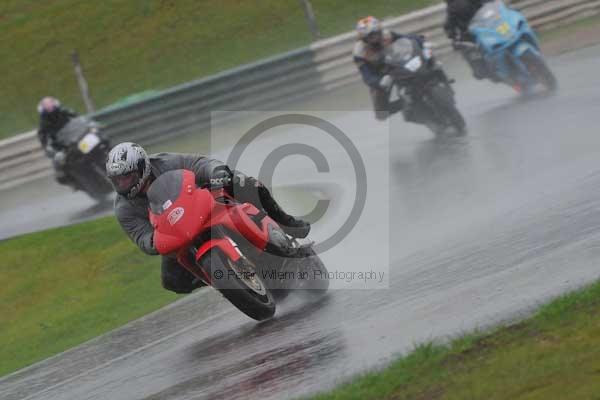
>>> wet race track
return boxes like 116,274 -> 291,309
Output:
2,44 -> 600,399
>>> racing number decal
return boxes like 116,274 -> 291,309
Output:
496,22 -> 510,36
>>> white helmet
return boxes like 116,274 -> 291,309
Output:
106,142 -> 151,199
356,16 -> 382,42
37,96 -> 61,114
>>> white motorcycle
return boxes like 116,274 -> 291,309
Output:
385,38 -> 467,135
53,117 -> 113,200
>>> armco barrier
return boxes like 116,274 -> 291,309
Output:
1,0 -> 599,191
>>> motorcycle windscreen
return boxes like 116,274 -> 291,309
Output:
470,2 -> 503,30
148,169 -> 214,255
384,38 -> 415,67
54,117 -> 91,146
147,170 -> 185,215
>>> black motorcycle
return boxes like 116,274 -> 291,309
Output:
385,38 -> 467,135
53,116 -> 113,201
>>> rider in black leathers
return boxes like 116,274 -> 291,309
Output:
353,16 -> 431,124
444,0 -> 494,79
106,142 -> 311,294
37,97 -> 79,187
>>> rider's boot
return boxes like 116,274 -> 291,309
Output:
470,60 -> 487,80
464,49 -> 488,80
257,185 -> 311,239
162,257 -> 207,294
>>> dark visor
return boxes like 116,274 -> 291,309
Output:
366,31 -> 381,42
110,171 -> 139,193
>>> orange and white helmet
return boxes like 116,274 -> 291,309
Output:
356,16 -> 382,41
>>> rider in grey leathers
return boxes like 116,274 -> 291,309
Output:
106,142 -> 310,294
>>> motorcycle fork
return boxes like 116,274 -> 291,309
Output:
504,52 -> 523,83
422,78 -> 448,119
182,226 -> 244,286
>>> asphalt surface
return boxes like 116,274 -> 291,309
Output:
3,43 -> 600,399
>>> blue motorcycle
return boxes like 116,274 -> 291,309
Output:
458,0 -> 557,94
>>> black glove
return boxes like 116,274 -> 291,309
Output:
207,166 -> 233,189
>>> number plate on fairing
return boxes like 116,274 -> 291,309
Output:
404,56 -> 423,72
496,22 -> 511,36
78,133 -> 100,154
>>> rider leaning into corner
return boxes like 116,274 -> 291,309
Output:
444,0 -> 495,80
105,142 -> 311,294
352,16 -> 432,125
37,96 -> 79,188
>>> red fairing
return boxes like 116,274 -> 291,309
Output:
148,169 -> 280,266
230,203 -> 275,250
149,170 -> 213,255
195,237 -> 241,263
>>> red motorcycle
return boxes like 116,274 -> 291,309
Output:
147,169 -> 329,321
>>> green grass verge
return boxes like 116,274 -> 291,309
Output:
1,0 -> 435,139
0,217 -> 179,377
308,280 -> 600,400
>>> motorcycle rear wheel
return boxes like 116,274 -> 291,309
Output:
258,243 -> 329,301
295,245 -> 330,294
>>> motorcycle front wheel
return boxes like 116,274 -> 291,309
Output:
521,51 -> 558,93
429,84 -> 467,135
71,146 -> 114,201
203,249 -> 276,321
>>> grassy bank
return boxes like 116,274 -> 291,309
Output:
309,280 -> 600,400
1,0 -> 435,138
0,217 -> 179,377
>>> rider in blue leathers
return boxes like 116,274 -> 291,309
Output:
444,0 -> 494,79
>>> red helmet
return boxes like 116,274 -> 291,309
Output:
37,96 -> 61,115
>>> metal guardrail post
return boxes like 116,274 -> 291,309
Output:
71,50 -> 96,114
300,0 -> 321,41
